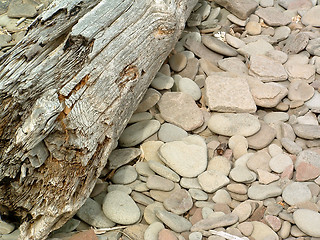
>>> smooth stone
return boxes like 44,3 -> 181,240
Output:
305,91 -> 320,112
237,39 -> 274,57
272,25 -> 291,43
301,5 -> 320,27
108,148 -> 141,169
207,156 -> 231,176
107,184 -> 132,195
169,52 -> 187,72
191,213 -> 239,232
268,144 -> 283,157
129,112 -> 152,124
255,7 -> 291,26
198,58 -> 223,76
189,232 -> 203,240
136,162 -> 155,177
247,77 -> 288,108
131,191 -> 154,206
76,198 -> 115,228
260,0 -> 274,7
227,14 -> 247,26
282,32 -> 310,55
141,141 -> 164,163
282,182 -> 312,205
251,221 -> 279,240
246,21 -> 262,35
263,112 -> 289,124
184,34 -> 223,65
306,38 -> 320,56
0,220 -> 14,235
281,138 -> 302,155
296,111 -> 318,125
158,229 -> 178,240
156,210 -> 192,233
225,34 -> 246,49
247,121 -> 276,150
248,55 -> 287,82
247,184 -> 282,200
293,209 -> 320,237
197,170 -> 230,193
205,73 -> 256,113
292,124 -> 320,140
150,183 -> 181,202
208,113 -> 260,137
163,189 -> 193,214
286,63 -> 315,83
173,76 -> 202,101
144,202 -> 165,224
189,188 -> 208,201
144,222 -> 165,240
217,57 -> 248,74
180,178 -> 202,189
157,92 -> 204,131
111,165 -> 138,184
288,80 -> 314,102
214,0 -> 258,20
135,88 -> 161,113
212,189 -> 232,204
227,183 -> 248,195
148,160 -> 180,182
202,35 -> 237,57
230,166 -> 256,183
158,135 -> 207,178
269,154 -> 293,173
179,58 -> 199,80
103,191 -> 140,225
158,123 -> 188,143
122,224 -> 148,240
151,73 -> 174,90
232,202 -> 252,222
119,120 -> 160,147
146,175 -> 175,191
54,218 -> 80,234
238,222 -> 254,236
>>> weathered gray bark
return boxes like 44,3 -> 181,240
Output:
0,0 -> 197,239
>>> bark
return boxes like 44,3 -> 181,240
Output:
0,0 -> 197,239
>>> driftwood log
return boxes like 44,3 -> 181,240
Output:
0,0 -> 197,239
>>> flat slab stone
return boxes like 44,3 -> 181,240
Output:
301,5 -> 320,27
158,135 -> 207,178
238,39 -> 274,57
288,80 -> 314,102
248,55 -> 288,82
205,73 -> 256,113
107,148 -> 141,170
217,57 -> 248,74
214,0 -> 258,20
282,32 -> 309,55
158,92 -> 204,131
255,7 -> 291,26
247,77 -> 288,108
202,35 -> 238,57
163,189 -> 193,215
251,221 -> 279,240
293,209 -> 320,237
156,210 -> 192,233
197,170 -> 230,193
191,213 -> 239,231
208,113 -> 260,137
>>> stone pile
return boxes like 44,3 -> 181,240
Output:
1,0 -> 320,240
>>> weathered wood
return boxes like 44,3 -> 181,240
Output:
0,0 -> 197,239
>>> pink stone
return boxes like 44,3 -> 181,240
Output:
281,164 -> 293,179
296,162 -> 320,181
189,208 -> 203,225
158,229 -> 178,240
257,169 -> 279,184
265,215 -> 282,232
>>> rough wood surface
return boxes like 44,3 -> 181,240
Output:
0,0 -> 197,239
